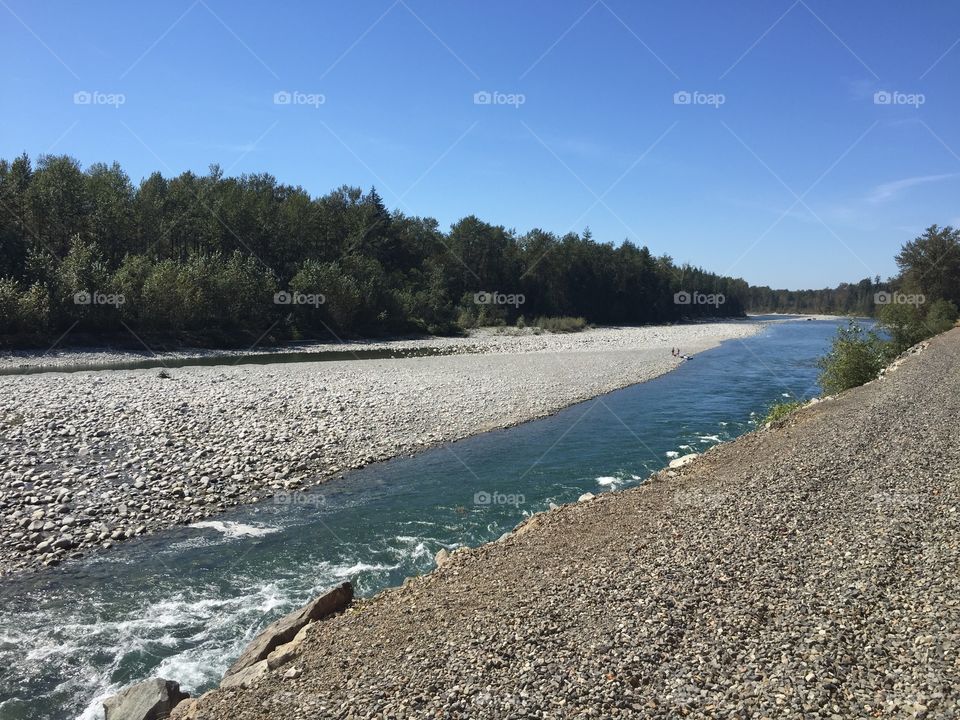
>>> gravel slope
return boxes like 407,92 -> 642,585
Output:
0,322 -> 759,576
180,328 -> 960,719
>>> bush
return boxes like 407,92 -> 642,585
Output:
0,278 -> 20,333
762,400 -> 804,425
817,320 -> 887,394
925,299 -> 959,334
878,302 -> 927,354
533,316 -> 587,333
112,254 -> 154,324
18,282 -> 51,332
138,253 -> 277,334
0,278 -> 51,334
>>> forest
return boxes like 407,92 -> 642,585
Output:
1,154 -> 957,347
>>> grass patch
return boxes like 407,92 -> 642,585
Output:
762,400 -> 805,425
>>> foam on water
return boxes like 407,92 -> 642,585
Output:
188,521 -> 279,538
665,450 -> 680,458
596,474 -> 638,490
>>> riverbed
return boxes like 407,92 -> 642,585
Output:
0,322 -> 763,575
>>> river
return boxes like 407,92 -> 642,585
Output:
0,317 -> 855,719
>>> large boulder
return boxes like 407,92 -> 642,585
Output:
224,581 -> 352,677
103,678 -> 189,720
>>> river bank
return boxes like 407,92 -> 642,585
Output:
0,320 -> 782,372
175,327 -> 960,719
0,321 -> 762,576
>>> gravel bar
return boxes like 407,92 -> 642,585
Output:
0,322 -> 760,576
178,328 -> 960,719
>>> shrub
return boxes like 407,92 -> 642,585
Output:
112,254 -> 154,324
18,282 -> 51,332
0,278 -> 51,334
762,400 -> 804,425
925,299 -> 959,335
0,278 -> 20,333
878,302 -> 927,354
533,316 -> 587,333
817,320 -> 886,394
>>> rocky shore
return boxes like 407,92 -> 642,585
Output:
168,328 -> 960,719
0,322 -> 760,576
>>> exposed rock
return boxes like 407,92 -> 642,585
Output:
434,548 -> 451,567
266,623 -> 312,670
668,452 -> 698,468
577,492 -> 595,502
224,582 -> 353,677
168,698 -> 197,720
218,660 -> 269,689
513,515 -> 542,536
103,678 -> 189,720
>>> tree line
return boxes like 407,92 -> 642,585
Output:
0,154 -> 957,348
0,154 -> 748,346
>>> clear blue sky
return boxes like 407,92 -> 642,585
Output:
2,0 -> 959,289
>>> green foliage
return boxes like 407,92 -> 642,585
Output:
762,400 -> 804,425
747,276 -> 882,316
896,225 -> 960,308
816,321 -> 886,395
2,153 -> 954,349
532,316 -> 587,333
925,299 -> 959,334
0,278 -> 50,334
878,302 -> 928,355
136,253 -> 277,333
